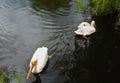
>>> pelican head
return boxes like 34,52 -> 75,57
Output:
31,60 -> 37,66
26,60 -> 38,80
91,21 -> 96,27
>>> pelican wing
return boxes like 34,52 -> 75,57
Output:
74,28 -> 83,35
75,26 -> 96,36
78,22 -> 90,29
80,26 -> 96,35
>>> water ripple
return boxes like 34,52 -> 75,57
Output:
29,0 -> 71,16
0,0 -> 28,9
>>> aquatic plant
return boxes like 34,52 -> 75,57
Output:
118,12 -> 120,25
76,0 -> 87,12
89,0 -> 120,25
12,73 -> 22,83
77,0 -> 120,25
0,70 -> 22,83
77,0 -> 84,12
0,70 -> 9,83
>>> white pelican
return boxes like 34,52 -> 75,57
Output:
26,46 -> 51,80
74,21 -> 96,37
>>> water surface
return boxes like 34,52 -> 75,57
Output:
0,0 -> 120,83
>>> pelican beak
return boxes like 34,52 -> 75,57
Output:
94,24 -> 96,28
26,66 -> 34,80
26,60 -> 37,80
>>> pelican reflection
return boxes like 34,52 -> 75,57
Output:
32,74 -> 41,83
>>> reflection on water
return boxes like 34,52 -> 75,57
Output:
32,74 -> 41,83
70,35 -> 94,83
0,0 -> 27,9
29,0 -> 71,16
52,35 -> 94,83
74,36 -> 91,63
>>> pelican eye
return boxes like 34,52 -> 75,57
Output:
31,60 -> 37,66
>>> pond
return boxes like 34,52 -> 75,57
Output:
0,0 -> 120,83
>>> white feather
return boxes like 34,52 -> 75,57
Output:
30,46 -> 48,73
75,21 -> 96,36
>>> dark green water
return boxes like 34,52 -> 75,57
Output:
0,0 -> 120,83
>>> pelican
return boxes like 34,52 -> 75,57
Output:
26,46 -> 51,80
74,21 -> 96,37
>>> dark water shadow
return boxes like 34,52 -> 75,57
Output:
89,14 -> 120,83
56,35 -> 95,83
71,35 -> 94,83
32,74 -> 41,83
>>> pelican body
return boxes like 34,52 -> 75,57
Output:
78,22 -> 90,29
75,21 -> 96,37
26,46 -> 49,80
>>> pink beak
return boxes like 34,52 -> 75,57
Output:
26,66 -> 34,80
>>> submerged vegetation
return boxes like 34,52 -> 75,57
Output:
0,70 -> 9,83
76,0 -> 87,12
118,12 -> 120,25
77,0 -> 120,25
0,70 -> 22,83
